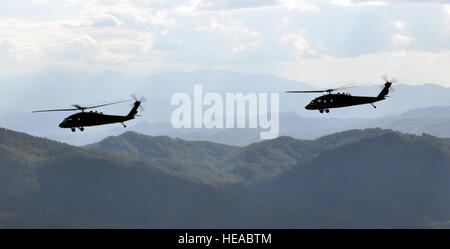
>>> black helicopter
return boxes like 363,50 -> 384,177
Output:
286,75 -> 396,113
32,96 -> 145,132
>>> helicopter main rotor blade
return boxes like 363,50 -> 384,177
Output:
32,108 -> 79,113
333,83 -> 364,91
287,83 -> 363,94
33,99 -> 132,113
286,90 -> 328,93
73,99 -> 132,110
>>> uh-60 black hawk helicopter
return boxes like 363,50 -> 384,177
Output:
286,75 -> 396,113
32,95 -> 145,132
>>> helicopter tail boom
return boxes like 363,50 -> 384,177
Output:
377,82 -> 392,99
127,101 -> 141,117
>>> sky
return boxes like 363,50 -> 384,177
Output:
1,0 -> 450,87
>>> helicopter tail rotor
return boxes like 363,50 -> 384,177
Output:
130,94 -> 146,113
378,75 -> 397,98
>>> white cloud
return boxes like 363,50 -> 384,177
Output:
277,17 -> 290,29
320,0 -> 388,7
278,0 -> 319,11
0,40 -> 44,64
0,40 -> 47,75
96,49 -> 133,62
194,0 -> 319,11
323,0 -> 450,7
76,2 -> 176,27
0,0 -> 449,88
32,0 -> 85,5
273,50 -> 450,87
391,20 -> 406,30
91,13 -> 123,27
392,34 -> 412,46
280,32 -> 314,58
194,18 -> 263,54
62,13 -> 123,28
0,16 -> 159,75
443,4 -> 450,15
51,34 -> 100,63
196,0 -> 278,11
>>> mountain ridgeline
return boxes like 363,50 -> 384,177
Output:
0,127 -> 449,228
86,129 -> 403,183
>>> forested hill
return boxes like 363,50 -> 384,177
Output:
86,129 -> 410,183
1,127 -> 449,228
0,128 -> 283,228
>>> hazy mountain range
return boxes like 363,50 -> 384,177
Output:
1,69 -> 450,121
0,127 -> 449,228
1,105 -> 449,146
0,70 -> 449,146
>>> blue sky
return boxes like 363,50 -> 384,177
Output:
1,0 -> 450,86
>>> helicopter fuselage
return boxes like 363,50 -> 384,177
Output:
57,100 -> 141,131
33,98 -> 142,132
305,93 -> 384,111
58,111 -> 134,129
287,78 -> 392,113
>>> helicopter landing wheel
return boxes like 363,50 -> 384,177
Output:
319,109 -> 324,113
79,127 -> 84,131
325,109 -> 329,113
71,128 -> 76,132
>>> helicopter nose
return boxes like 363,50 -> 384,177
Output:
305,104 -> 312,110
